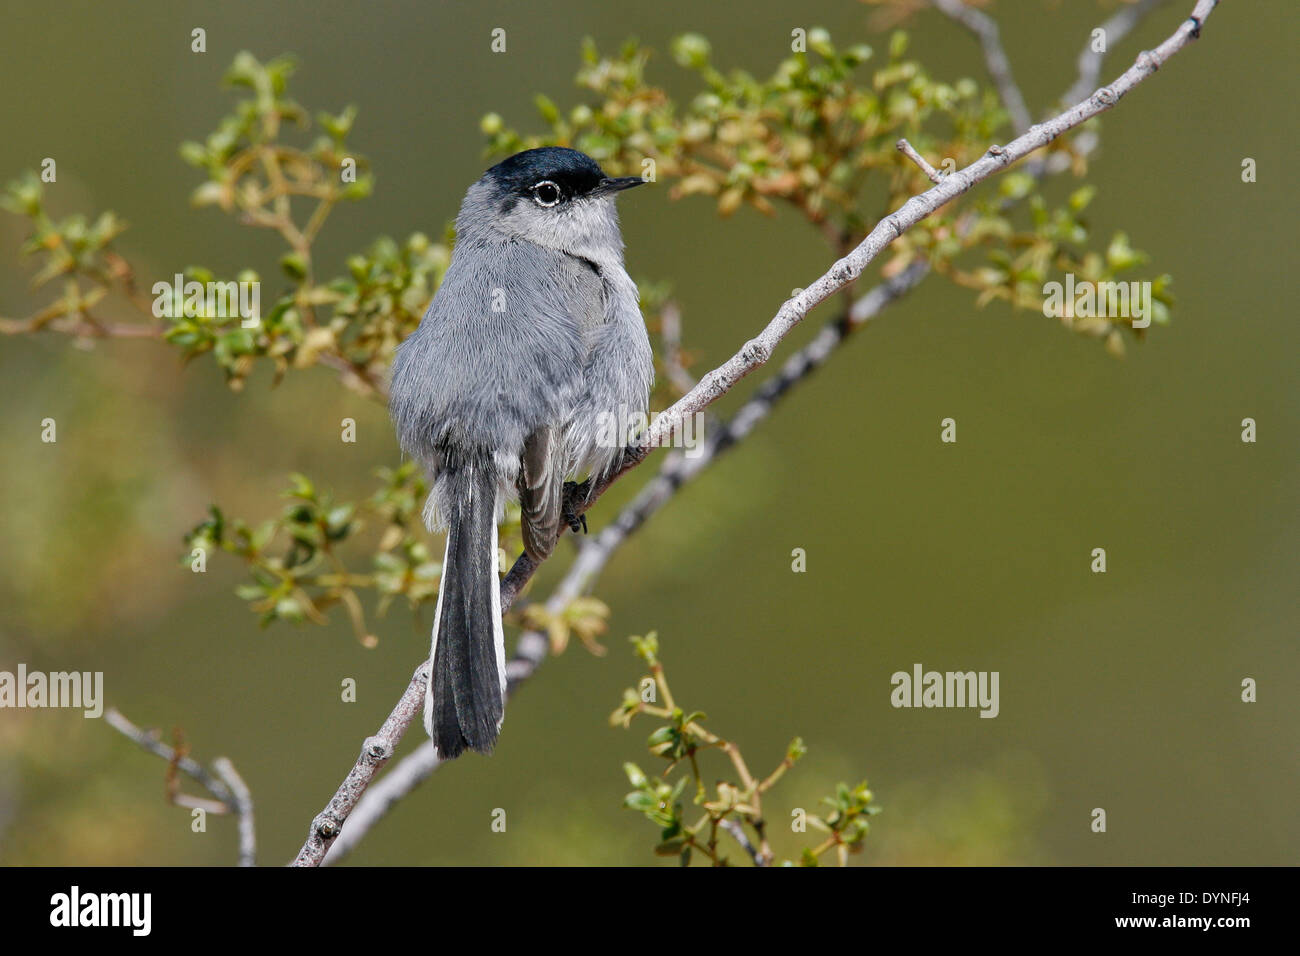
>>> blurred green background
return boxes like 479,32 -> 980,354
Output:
0,0 -> 1295,865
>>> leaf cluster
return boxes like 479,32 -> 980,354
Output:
613,633 -> 878,866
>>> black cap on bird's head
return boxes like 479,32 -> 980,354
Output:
483,146 -> 645,210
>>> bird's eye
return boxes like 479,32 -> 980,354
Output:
532,180 -> 562,207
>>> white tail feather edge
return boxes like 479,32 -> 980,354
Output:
423,533 -> 452,739
423,512 -> 507,741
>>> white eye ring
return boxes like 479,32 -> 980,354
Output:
531,180 -> 562,207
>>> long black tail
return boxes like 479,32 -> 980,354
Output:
426,464 -> 505,758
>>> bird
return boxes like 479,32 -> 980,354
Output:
388,147 -> 653,759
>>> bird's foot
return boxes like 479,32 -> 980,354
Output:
562,481 -> 590,535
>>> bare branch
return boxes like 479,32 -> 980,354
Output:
0,314 -> 164,338
932,0 -> 1034,133
1028,0 -> 1170,182
106,708 -> 233,802
1063,0 -> 1169,108
658,301 -> 698,396
290,662 -> 427,866
719,819 -> 765,866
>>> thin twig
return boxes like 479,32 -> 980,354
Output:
933,0 -> 1033,134
1033,0 -> 1170,180
106,708 -> 234,803
1062,0 -> 1169,108
212,757 -> 257,867
106,707 -> 257,865
658,300 -> 698,395
896,139 -> 944,183
719,818 -> 764,866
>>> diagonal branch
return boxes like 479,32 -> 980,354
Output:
291,0 -> 1218,867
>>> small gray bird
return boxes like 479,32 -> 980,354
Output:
389,147 -> 653,759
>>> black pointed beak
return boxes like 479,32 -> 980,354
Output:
595,176 -> 647,196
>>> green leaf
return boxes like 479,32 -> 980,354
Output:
1068,185 -> 1096,212
280,252 -> 308,280
534,94 -> 560,125
1105,232 -> 1144,271
671,34 -> 712,70
623,791 -> 655,812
